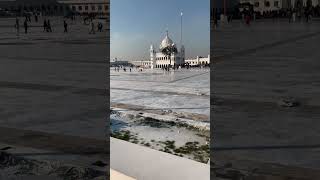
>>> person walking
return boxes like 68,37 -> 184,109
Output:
98,22 -> 103,32
305,8 -> 311,22
35,14 -> 38,22
89,20 -> 95,34
214,18 -> 218,29
43,19 -> 47,32
288,9 -> 292,23
15,17 -> 20,37
230,14 -> 233,22
24,19 -> 28,34
63,20 -> 68,33
242,13 -> 245,22
245,14 -> 251,25
47,19 -> 52,32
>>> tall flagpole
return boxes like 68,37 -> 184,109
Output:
180,11 -> 183,49
180,11 -> 184,66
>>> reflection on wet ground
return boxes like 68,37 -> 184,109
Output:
213,20 -> 320,170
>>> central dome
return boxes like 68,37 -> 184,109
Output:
159,32 -> 174,50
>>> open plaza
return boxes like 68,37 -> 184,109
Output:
0,15 -> 107,179
212,18 -> 320,179
110,67 -> 210,163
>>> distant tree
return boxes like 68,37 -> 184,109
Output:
161,45 -> 177,68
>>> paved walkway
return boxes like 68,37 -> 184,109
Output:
111,69 -> 210,116
213,20 -> 320,171
0,16 -> 107,139
0,16 -> 108,177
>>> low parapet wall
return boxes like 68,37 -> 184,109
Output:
110,137 -> 210,180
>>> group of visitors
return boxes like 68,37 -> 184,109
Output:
113,65 -> 209,73
14,16 -> 54,35
212,5 -> 320,29
14,16 -> 31,35
114,66 -> 132,72
43,19 -> 53,32
14,15 -> 104,36
88,21 -> 104,34
254,8 -> 314,23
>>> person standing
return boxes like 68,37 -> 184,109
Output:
214,18 -> 218,29
35,14 -> 38,22
15,17 -> 20,37
24,19 -> 28,34
64,20 -> 68,33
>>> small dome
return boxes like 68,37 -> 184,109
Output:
160,32 -> 174,50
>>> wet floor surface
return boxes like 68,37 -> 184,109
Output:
213,19 -> 320,171
111,68 -> 210,116
0,16 -> 108,178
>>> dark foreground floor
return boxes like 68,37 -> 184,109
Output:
0,17 -> 108,178
212,19 -> 320,170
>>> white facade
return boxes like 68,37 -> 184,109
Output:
58,0 -> 108,15
110,58 -> 129,66
130,60 -> 152,68
185,55 -> 210,66
150,31 -> 185,69
240,0 -> 320,12
241,0 -> 282,12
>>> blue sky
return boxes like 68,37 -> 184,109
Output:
111,0 -> 210,61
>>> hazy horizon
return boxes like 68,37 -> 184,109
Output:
111,0 -> 210,61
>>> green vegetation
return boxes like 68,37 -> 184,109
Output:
158,140 -> 209,163
111,130 -> 140,144
111,130 -> 131,141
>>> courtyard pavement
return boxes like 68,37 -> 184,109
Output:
213,19 -> 320,174
111,68 -> 210,118
0,16 -> 108,178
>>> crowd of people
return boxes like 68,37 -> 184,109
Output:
13,13 -> 105,37
213,5 -> 320,28
114,66 -> 133,72
43,19 -> 53,32
113,63 -> 210,73
244,6 -> 319,23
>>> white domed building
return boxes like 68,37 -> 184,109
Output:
150,31 -> 185,69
